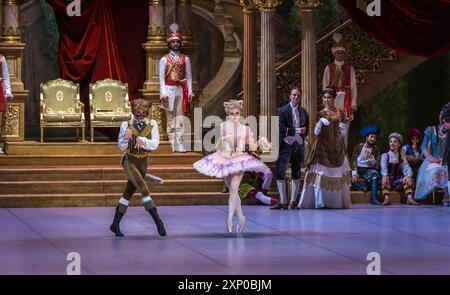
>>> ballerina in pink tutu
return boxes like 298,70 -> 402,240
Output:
193,100 -> 272,233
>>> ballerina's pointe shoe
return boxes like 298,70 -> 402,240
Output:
237,215 -> 246,233
227,218 -> 233,233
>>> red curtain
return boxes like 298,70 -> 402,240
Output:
46,0 -> 148,138
339,0 -> 450,57
47,0 -> 127,87
110,0 -> 148,101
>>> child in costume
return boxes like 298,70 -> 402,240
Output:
110,99 -> 166,237
238,170 -> 278,206
401,128 -> 423,177
380,133 -> 417,206
350,125 -> 382,205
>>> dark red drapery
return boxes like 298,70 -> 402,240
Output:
110,0 -> 148,101
339,0 -> 450,57
46,0 -> 148,101
46,0 -> 148,138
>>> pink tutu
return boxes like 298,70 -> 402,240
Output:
193,151 -> 271,179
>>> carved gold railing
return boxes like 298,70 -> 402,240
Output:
237,16 -> 399,109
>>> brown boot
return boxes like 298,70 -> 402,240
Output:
148,207 -> 166,236
110,206 -> 125,237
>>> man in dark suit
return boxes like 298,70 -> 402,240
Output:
271,87 -> 309,210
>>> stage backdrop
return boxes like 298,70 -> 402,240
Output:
339,0 -> 450,57
46,0 -> 148,138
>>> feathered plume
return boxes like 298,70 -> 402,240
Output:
333,32 -> 343,44
169,23 -> 179,33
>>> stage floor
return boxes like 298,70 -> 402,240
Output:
1,204 -> 450,275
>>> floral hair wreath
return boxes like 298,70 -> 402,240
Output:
223,100 -> 244,115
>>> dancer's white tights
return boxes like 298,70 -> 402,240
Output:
224,173 -> 245,229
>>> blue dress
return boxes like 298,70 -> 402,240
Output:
414,126 -> 448,200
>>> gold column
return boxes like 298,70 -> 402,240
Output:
175,0 -> 198,82
213,0 -> 225,25
255,0 -> 282,138
175,0 -> 193,43
140,0 -> 168,140
0,0 -> 29,142
240,1 -> 258,118
295,0 -> 321,144
174,0 -> 199,133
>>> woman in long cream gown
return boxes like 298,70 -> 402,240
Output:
298,86 -> 351,209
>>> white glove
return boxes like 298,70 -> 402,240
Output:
314,122 -> 322,136
338,122 -> 347,137
320,118 -> 330,126
257,136 -> 272,152
247,137 -> 258,152
314,118 -> 330,136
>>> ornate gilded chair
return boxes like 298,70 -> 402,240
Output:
89,78 -> 132,142
40,79 -> 85,142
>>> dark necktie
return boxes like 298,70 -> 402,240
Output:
134,122 -> 143,132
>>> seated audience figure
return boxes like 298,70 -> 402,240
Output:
239,171 -> 279,206
414,116 -> 449,205
380,133 -> 418,206
350,125 -> 382,205
401,128 -> 423,178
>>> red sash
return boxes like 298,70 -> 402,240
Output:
165,79 -> 190,115
165,54 -> 190,115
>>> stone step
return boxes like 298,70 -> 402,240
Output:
4,141 -> 183,155
0,153 -> 203,166
0,192 -> 229,208
0,190 -> 430,208
0,165 -> 210,181
0,179 -> 223,195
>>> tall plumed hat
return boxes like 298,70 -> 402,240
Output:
332,32 -> 346,54
167,23 -> 182,43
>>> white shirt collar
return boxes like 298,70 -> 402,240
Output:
334,60 -> 345,66
290,102 -> 298,110
388,150 -> 399,158
170,50 -> 180,56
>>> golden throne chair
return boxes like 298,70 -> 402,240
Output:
89,78 -> 132,142
40,78 -> 85,142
